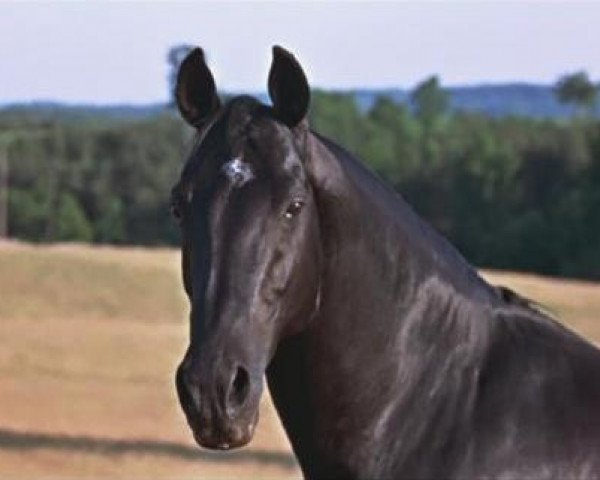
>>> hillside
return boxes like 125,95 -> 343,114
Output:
352,83 -> 597,117
2,83 -> 597,120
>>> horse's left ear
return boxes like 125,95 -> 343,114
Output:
268,46 -> 310,128
176,47 -> 221,129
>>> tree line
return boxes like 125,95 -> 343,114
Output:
1,73 -> 599,279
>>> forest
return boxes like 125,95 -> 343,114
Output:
1,72 -> 599,279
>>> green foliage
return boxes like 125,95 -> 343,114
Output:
310,91 -> 366,153
411,75 -> 449,127
56,192 -> 93,242
9,187 -> 48,239
364,97 -> 421,180
2,89 -> 600,278
95,197 -> 126,243
555,71 -> 598,114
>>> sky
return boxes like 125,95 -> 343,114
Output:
2,1 -> 600,105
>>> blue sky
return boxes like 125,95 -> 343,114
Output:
2,1 -> 600,104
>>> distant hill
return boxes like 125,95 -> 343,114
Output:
352,83 -> 599,118
0,102 -> 168,124
2,84 -> 598,120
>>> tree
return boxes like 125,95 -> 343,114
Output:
309,91 -> 366,154
411,75 -> 449,127
554,71 -> 598,115
411,76 -> 449,168
167,44 -> 195,107
95,197 -> 125,243
55,192 -> 93,242
365,96 -> 421,179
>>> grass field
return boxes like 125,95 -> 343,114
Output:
0,241 -> 599,479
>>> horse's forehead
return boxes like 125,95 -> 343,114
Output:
224,106 -> 299,171
221,156 -> 255,187
179,100 -> 300,193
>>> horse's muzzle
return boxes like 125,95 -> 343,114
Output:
175,360 -> 260,450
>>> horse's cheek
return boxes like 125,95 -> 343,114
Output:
266,250 -> 293,297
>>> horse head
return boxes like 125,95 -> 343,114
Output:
173,47 -> 322,450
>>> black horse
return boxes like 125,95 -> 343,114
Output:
173,47 -> 600,479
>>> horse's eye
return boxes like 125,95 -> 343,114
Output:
284,200 -> 304,220
170,204 -> 182,221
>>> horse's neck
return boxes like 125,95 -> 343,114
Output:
307,132 -> 495,306
268,133 -> 497,478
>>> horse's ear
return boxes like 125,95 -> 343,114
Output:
176,48 -> 221,129
268,46 -> 310,128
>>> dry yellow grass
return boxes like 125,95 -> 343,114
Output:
0,241 -> 598,479
0,241 -> 184,323
0,241 -> 298,479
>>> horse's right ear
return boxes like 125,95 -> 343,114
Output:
175,48 -> 221,129
268,46 -> 310,128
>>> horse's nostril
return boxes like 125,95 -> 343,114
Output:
226,366 -> 250,417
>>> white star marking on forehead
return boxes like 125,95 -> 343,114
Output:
222,157 -> 254,186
